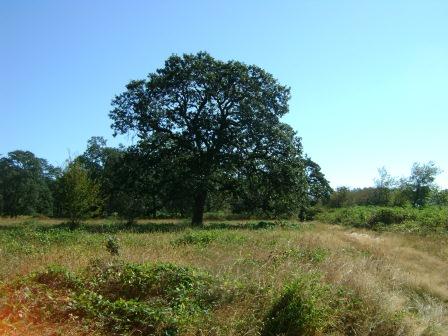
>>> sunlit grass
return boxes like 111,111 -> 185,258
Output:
0,217 -> 447,335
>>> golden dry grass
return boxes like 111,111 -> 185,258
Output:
0,217 -> 447,335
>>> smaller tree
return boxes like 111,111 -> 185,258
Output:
372,167 -> 395,205
327,187 -> 351,208
408,161 -> 441,207
304,157 -> 332,206
428,188 -> 448,206
56,161 -> 101,227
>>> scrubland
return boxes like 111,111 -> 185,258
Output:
0,217 -> 447,335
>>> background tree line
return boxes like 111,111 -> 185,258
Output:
327,163 -> 447,208
0,138 -> 332,224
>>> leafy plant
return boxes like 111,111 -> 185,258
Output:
106,236 -> 120,256
55,160 -> 101,227
262,273 -> 333,335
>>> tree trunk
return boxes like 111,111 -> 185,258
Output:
191,189 -> 207,227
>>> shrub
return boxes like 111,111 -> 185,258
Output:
32,265 -> 81,290
316,206 -> 448,233
367,208 -> 408,227
173,230 -> 220,247
24,261 -> 228,335
84,261 -> 221,305
74,291 -> 178,335
55,160 -> 102,227
105,236 -> 120,256
252,221 -> 276,230
262,273 -> 333,335
262,273 -> 408,336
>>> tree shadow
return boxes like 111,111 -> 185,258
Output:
0,220 -> 301,234
0,225 -> 22,231
45,221 -> 190,234
205,221 -> 277,230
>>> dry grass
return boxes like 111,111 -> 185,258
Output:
0,217 -> 447,335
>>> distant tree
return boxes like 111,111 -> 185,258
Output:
408,162 -> 441,207
372,167 -> 395,205
428,189 -> 448,206
0,150 -> 58,216
110,52 -> 307,226
304,157 -> 332,206
77,136 -> 109,181
327,186 -> 351,208
55,160 -> 101,227
77,136 -> 123,215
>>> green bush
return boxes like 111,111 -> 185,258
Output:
25,261 -> 228,335
316,206 -> 448,233
262,273 -> 408,336
173,230 -> 220,247
173,230 -> 247,247
105,236 -> 120,256
32,265 -> 82,290
262,273 -> 333,335
84,261 -> 221,305
74,290 -> 178,335
368,208 -> 408,226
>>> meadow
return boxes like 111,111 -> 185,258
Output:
0,216 -> 447,335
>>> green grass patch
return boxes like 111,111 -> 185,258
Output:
172,230 -> 247,247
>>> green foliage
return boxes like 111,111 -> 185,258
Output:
0,150 -> 59,216
262,273 -> 334,335
317,206 -> 448,233
103,146 -> 164,223
110,52 -> 309,225
304,157 -> 333,206
326,162 -> 443,209
262,272 -> 408,336
0,224 -> 94,259
32,265 -> 82,290
55,160 -> 102,226
74,291 -> 178,335
21,261 -> 226,335
408,161 -> 441,207
173,230 -> 220,247
173,230 -> 247,247
106,236 -> 120,256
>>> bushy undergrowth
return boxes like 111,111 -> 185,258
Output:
316,206 -> 448,233
172,230 -> 247,247
10,261 -> 228,335
3,259 -> 416,335
262,273 -> 333,335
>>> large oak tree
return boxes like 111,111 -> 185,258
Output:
110,52 -> 307,226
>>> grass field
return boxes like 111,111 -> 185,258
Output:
0,217 -> 447,335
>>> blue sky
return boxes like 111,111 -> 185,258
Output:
1,0 -> 447,188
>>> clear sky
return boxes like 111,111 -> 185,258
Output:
1,0 -> 447,188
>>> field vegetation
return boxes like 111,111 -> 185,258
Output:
1,217 -> 447,335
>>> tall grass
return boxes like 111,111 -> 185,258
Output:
0,217 -> 447,335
